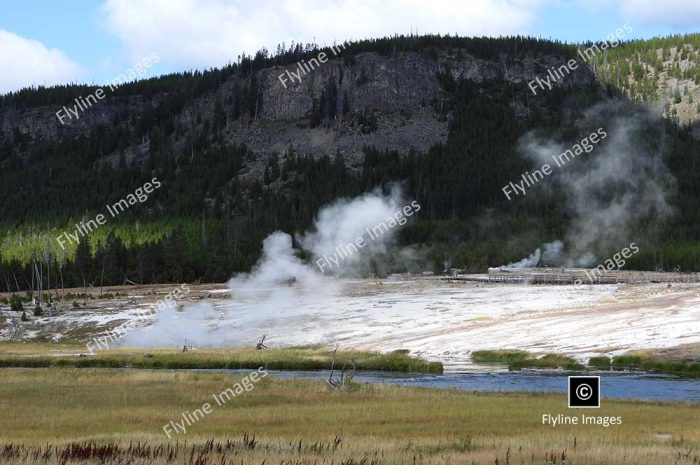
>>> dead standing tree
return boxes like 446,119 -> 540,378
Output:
256,334 -> 268,350
327,345 -> 356,390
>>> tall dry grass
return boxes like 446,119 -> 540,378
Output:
0,368 -> 697,464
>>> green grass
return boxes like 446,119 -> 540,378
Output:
509,353 -> 585,371
589,356 -> 613,368
472,350 -> 585,371
612,354 -> 700,377
474,350 -> 700,377
470,349 -> 530,363
0,343 -> 442,373
0,368 -> 697,464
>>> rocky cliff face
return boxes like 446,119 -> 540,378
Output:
180,47 -> 597,179
0,46 -> 598,179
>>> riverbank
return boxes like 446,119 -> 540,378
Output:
472,349 -> 700,377
0,368 -> 697,464
0,343 -> 442,373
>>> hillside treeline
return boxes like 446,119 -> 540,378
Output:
1,34 -> 700,292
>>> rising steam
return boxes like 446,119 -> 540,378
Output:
120,187 -> 412,347
504,240 -> 564,268
510,100 -> 675,267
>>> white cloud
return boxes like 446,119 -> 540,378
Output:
102,0 -> 545,70
620,0 -> 700,28
0,29 -> 82,94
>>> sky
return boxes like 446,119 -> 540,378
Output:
1,0 -> 699,94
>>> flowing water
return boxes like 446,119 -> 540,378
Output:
223,368 -> 700,402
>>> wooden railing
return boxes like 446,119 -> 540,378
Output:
445,271 -> 700,285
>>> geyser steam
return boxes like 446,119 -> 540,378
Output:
121,188 -> 410,347
510,100 -> 675,267
504,240 -> 564,269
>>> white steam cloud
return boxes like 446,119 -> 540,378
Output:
301,186 -> 406,275
510,100 -> 674,267
504,240 -> 563,269
120,188 -> 412,347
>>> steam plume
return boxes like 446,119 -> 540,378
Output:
120,188 -> 412,347
515,100 -> 675,266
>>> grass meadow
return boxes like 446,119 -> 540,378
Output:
472,349 -> 700,376
0,368 -> 697,464
0,342 -> 442,372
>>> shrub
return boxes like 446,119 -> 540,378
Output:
10,294 -> 23,312
612,355 -> 642,367
471,350 -> 530,363
73,301 -> 80,308
33,306 -> 43,317
589,356 -> 612,368
508,353 -> 585,371
20,311 -> 29,321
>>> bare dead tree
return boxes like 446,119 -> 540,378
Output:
59,262 -> 65,304
327,345 -> 356,390
34,260 -> 43,307
12,273 -> 20,293
256,334 -> 268,350
340,359 -> 357,386
327,344 -> 340,389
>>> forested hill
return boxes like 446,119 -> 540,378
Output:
1,33 -> 699,289
590,34 -> 700,127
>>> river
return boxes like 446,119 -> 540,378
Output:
224,368 -> 700,402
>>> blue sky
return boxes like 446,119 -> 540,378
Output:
1,0 -> 699,94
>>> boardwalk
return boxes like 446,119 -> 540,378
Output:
445,269 -> 700,285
